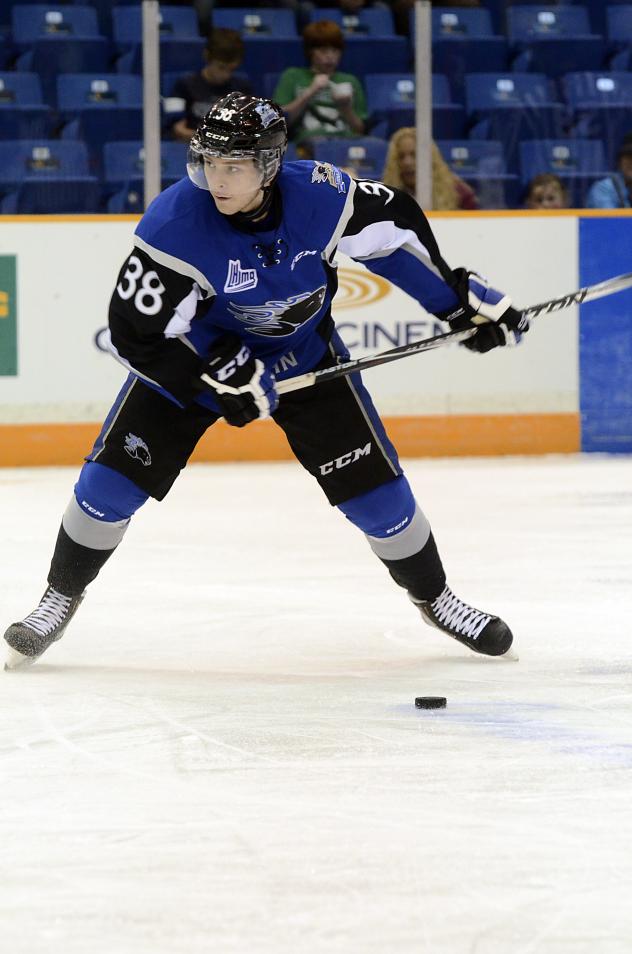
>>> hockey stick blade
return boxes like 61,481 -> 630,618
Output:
276,271 -> 632,396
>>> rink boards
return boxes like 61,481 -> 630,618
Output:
0,210 -> 630,465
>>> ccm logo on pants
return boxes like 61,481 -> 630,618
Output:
319,442 -> 371,475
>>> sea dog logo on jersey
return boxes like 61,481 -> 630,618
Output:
224,259 -> 258,293
319,442 -> 372,476
228,285 -> 326,337
311,162 -> 346,194
124,433 -> 152,467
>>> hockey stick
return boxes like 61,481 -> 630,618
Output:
276,271 -> 632,396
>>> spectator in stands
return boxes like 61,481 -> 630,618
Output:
382,127 -> 479,210
585,134 -> 632,209
273,20 -> 367,144
524,173 -> 568,209
168,28 -> 253,143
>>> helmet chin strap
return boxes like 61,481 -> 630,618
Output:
234,181 -> 276,222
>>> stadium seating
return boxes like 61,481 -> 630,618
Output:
466,72 -> 566,169
0,138 -> 100,212
0,71 -> 53,138
57,73 -> 143,162
311,136 -> 389,179
365,73 -> 466,139
112,5 -> 199,47
111,4 -> 204,75
437,139 -> 522,208
507,6 -> 606,79
103,139 -> 188,211
606,6 -> 632,70
308,7 -> 395,36
520,138 -> 610,206
12,4 -> 110,103
563,71 -> 632,165
429,7 -> 509,101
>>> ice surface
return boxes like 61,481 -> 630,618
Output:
1,455 -> 632,954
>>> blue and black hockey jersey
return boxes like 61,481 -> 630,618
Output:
107,160 -> 466,408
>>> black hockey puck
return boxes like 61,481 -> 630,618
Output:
415,696 -> 447,709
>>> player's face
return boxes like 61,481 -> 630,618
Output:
203,156 -> 265,215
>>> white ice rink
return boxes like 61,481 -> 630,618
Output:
1,454 -> 632,954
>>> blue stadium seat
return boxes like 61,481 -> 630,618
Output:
12,4 -> 110,103
606,6 -> 632,69
115,37 -> 206,75
429,6 -> 509,98
485,0 -> 610,35
507,6 -> 606,78
0,138 -> 100,212
365,73 -> 466,139
103,139 -> 188,209
311,137 -> 389,179
212,8 -> 298,38
586,0 -> 632,35
340,38 -> 410,79
0,34 -> 12,68
103,139 -> 187,189
12,4 -> 102,45
308,8 -> 395,35
15,38 -> 111,105
466,73 -> 565,168
436,139 -> 522,208
0,71 -> 53,138
563,71 -> 632,164
111,4 -> 204,74
112,5 -> 199,48
519,138 -> 610,205
210,8 -> 301,80
57,73 -> 143,160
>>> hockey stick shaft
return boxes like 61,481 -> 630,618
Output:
276,271 -> 632,395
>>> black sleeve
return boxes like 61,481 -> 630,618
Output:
108,245 -> 214,405
338,180 -> 469,318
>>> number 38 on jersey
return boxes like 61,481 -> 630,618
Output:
116,254 -> 166,316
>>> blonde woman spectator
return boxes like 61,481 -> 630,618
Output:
382,127 -> 479,210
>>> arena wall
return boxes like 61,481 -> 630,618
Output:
1,210 -> 630,466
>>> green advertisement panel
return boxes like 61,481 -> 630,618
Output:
0,255 -> 17,375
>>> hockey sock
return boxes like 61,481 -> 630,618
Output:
47,462 -> 149,596
337,476 -> 446,602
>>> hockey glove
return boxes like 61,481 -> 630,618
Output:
199,335 -> 278,427
443,270 -> 530,354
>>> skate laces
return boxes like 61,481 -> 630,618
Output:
431,585 -> 491,639
22,587 -> 72,638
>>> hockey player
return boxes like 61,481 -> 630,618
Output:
4,93 -> 529,671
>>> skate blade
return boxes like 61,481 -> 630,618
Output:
4,645 -> 39,671
499,647 -> 519,662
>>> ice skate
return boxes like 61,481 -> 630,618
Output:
411,584 -> 514,657
4,586 -> 85,671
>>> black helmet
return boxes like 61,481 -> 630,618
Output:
188,92 -> 287,189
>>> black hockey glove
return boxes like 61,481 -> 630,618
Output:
199,335 -> 279,427
441,270 -> 530,354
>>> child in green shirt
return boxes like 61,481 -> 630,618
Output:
273,19 -> 367,145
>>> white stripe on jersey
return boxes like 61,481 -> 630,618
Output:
338,220 -> 444,280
